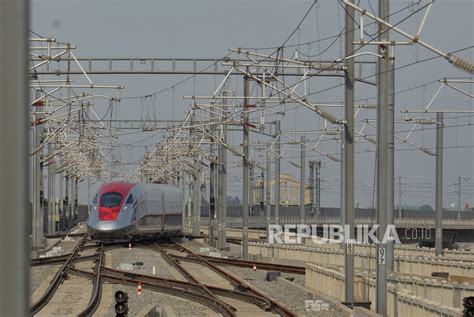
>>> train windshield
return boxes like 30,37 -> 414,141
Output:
100,192 -> 123,208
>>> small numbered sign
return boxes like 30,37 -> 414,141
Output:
378,247 -> 386,265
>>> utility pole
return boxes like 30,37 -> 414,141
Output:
74,178 -> 78,222
69,176 -> 74,227
209,162 -> 216,246
32,100 -> 44,249
266,149 -> 272,242
376,0 -> 390,314
180,170 -> 186,233
387,43 -> 396,272
217,93 -> 228,249
300,136 -> 306,223
0,0 -> 29,311
344,0 -> 355,306
315,161 -> 321,216
65,174 -> 69,229
260,169 -> 265,216
242,71 -> 250,260
309,161 -> 315,216
208,102 -> 216,247
458,176 -> 462,219
249,166 -> 254,216
435,112 -> 444,256
192,158 -> 201,236
59,166 -> 64,231
47,145 -> 55,234
87,178 -> 91,216
398,176 -> 402,219
275,121 -> 281,226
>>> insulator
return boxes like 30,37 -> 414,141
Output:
319,110 -> 340,125
327,154 -> 341,162
448,54 -> 474,74
421,147 -> 435,156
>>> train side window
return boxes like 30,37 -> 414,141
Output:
126,194 -> 134,204
92,193 -> 98,204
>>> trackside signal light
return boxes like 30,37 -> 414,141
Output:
115,290 -> 128,316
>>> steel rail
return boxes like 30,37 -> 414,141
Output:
170,253 -> 305,275
177,244 -> 296,317
30,242 -> 123,266
71,266 -> 273,312
69,266 -> 240,316
31,253 -> 99,266
30,234 -> 88,315
78,244 -> 104,317
150,243 -> 237,317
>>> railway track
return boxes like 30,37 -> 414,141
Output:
174,243 -> 296,317
31,234 -> 104,316
171,253 -> 305,275
31,236 -> 299,316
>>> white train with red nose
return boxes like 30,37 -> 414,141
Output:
87,181 -> 182,241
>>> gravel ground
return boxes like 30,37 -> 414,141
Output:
107,245 -> 180,280
99,244 -> 213,316
30,265 -> 61,298
222,266 -> 345,317
182,239 -> 345,316
98,283 -> 213,317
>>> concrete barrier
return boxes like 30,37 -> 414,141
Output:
248,242 -> 474,277
306,263 -> 464,317
305,239 -> 474,261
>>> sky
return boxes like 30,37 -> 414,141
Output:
31,0 -> 474,209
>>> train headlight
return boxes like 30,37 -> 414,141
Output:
122,204 -> 130,212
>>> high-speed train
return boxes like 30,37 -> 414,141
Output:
87,181 -> 182,241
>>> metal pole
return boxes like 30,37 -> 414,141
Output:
65,175 -> 69,229
435,112 -> 443,256
387,45 -> 395,272
217,93 -> 228,249
32,100 -> 44,249
315,161 -> 321,217
250,166 -> 254,216
74,179 -> 78,223
344,0 -> 356,305
260,169 -> 265,216
87,178 -> 91,216
47,145 -> 54,234
181,170 -> 187,234
300,136 -> 306,223
266,149 -> 272,242
340,141 -> 345,225
398,176 -> 402,219
0,0 -> 29,311
208,103 -> 216,247
47,146 -> 52,234
209,161 -> 216,247
59,167 -> 64,231
51,156 -> 56,233
69,176 -> 73,227
376,0 -> 390,314
458,176 -> 461,219
309,161 -> 315,216
275,121 -> 281,225
192,158 -> 201,236
242,72 -> 250,260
